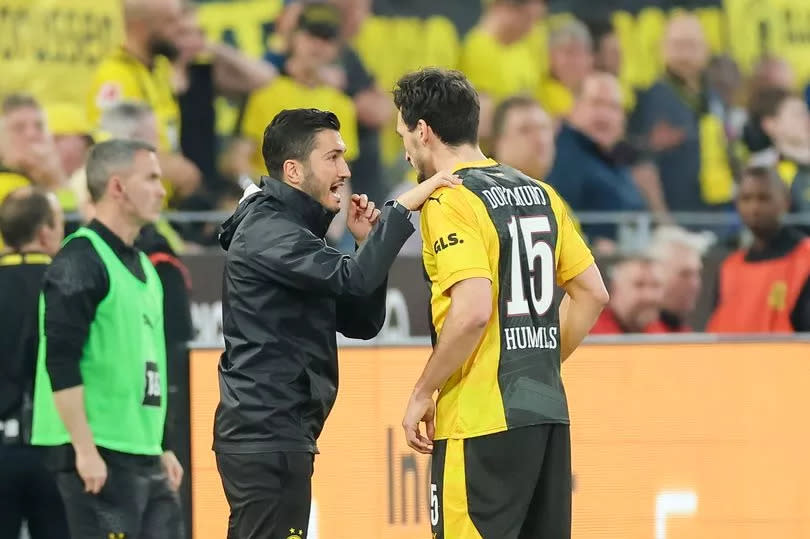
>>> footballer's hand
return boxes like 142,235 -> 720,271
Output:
402,391 -> 436,454
396,170 -> 461,211
347,194 -> 381,244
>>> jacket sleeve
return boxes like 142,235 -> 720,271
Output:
336,278 -> 388,340
245,205 -> 414,297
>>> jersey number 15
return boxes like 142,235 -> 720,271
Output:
506,216 -> 554,317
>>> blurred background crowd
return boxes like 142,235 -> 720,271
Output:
2,0 -> 810,336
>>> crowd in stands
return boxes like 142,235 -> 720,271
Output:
1,0 -> 810,335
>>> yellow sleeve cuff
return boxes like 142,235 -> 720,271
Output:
557,254 -> 594,286
438,268 -> 492,295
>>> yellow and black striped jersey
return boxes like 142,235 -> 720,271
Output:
421,159 -> 594,440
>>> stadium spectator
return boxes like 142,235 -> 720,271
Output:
628,13 -> 734,212
172,2 -> 277,187
458,0 -> 547,139
536,18 -> 594,120
591,254 -> 664,334
708,167 -> 810,333
0,187 -> 68,539
46,104 -> 96,214
95,102 -> 188,253
268,0 -> 392,205
31,140 -> 184,538
706,54 -> 746,144
331,0 -> 393,205
492,95 -> 555,182
648,226 -> 709,332
0,95 -> 66,204
241,2 -> 359,178
88,0 -> 201,205
547,72 -> 646,251
749,55 -> 796,97
744,88 -> 810,213
587,19 -> 621,79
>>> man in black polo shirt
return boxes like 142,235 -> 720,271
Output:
0,186 -> 68,538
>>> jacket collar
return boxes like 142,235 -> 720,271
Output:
261,176 -> 336,238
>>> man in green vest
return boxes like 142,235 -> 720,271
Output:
31,139 -> 184,538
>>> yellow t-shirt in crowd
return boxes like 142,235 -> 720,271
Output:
87,47 -> 180,154
459,27 -> 542,102
421,159 -> 594,440
240,76 -> 359,176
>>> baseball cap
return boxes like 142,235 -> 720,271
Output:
297,2 -> 341,41
45,103 -> 98,143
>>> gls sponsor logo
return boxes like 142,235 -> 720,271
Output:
433,233 -> 463,254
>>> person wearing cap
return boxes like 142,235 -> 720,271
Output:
240,2 -> 359,178
47,103 -> 97,232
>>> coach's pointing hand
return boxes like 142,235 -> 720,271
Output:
403,391 -> 436,454
396,170 -> 462,211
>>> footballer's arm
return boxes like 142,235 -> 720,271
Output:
403,277 -> 492,453
559,263 -> 609,362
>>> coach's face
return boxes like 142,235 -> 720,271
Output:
298,129 -> 351,213
396,112 -> 434,183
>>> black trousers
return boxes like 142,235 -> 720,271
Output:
431,424 -> 572,539
0,445 -> 69,539
216,452 -> 314,539
56,455 -> 183,539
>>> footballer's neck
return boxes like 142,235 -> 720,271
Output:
432,144 -> 489,173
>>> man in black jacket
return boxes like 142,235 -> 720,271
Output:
214,108 -> 459,538
0,187 -> 69,539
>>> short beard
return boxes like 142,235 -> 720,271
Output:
149,37 -> 179,61
301,167 -> 339,214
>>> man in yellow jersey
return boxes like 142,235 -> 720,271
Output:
394,68 -> 609,538
240,2 -> 359,178
458,0 -> 546,140
88,0 -> 200,204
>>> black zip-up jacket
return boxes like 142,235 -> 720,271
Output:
214,178 -> 414,454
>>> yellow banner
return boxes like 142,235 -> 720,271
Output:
190,342 -> 810,538
725,0 -> 810,83
0,0 -> 123,106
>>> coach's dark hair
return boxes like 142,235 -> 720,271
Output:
86,139 -> 157,202
393,68 -> 480,146
0,186 -> 55,251
492,95 -> 543,142
262,108 -> 341,180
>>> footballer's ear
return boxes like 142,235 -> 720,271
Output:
417,119 -> 431,145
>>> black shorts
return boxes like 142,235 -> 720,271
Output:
430,424 -> 571,539
216,452 -> 314,539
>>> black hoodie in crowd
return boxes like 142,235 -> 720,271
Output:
214,178 -> 414,454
